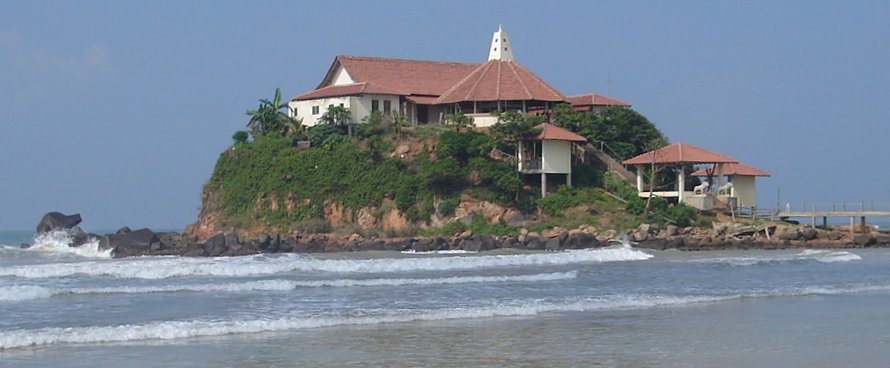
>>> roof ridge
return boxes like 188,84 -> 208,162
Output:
509,62 -> 566,100
337,54 -> 480,67
455,61 -> 491,102
506,61 -> 533,100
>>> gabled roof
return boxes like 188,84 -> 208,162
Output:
435,60 -> 566,104
691,163 -> 770,177
308,55 -> 480,97
622,142 -> 739,165
566,93 -> 630,107
529,123 -> 586,142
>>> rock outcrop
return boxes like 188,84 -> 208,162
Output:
36,212 -> 82,234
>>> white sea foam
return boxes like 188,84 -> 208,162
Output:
0,271 -> 578,302
25,230 -> 111,259
0,247 -> 650,279
4,282 -> 890,350
401,249 -> 478,254
0,294 -> 733,350
693,249 -> 861,266
0,285 -> 55,302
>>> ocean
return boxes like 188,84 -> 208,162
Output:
1,230 -> 889,367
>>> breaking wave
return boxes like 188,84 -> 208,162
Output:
6,281 -> 890,350
0,247 -> 651,279
22,230 -> 111,259
0,271 -> 578,302
692,249 -> 861,267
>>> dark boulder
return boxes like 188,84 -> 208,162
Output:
70,231 -> 98,248
36,212 -> 82,234
116,226 -> 132,235
563,232 -> 598,249
110,228 -> 158,257
544,237 -> 562,251
183,242 -> 207,257
801,228 -> 818,241
525,236 -> 544,250
204,233 -> 227,257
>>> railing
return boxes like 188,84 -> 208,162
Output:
778,201 -> 890,214
520,159 -> 542,172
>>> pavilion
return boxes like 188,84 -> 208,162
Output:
622,143 -> 739,210
691,163 -> 770,208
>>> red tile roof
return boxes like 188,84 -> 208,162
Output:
530,123 -> 586,142
622,143 -> 739,165
302,55 -> 481,98
435,60 -> 566,103
691,163 -> 770,177
404,95 -> 439,104
293,83 -> 372,100
566,93 -> 630,107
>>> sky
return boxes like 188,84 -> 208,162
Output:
2,1 -> 889,231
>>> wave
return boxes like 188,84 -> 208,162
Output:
11,281 -> 890,351
0,294 -> 732,350
0,271 -> 578,302
691,249 -> 861,267
0,247 -> 650,279
20,230 -> 111,259
4,281 -> 890,350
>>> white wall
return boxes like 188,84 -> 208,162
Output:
468,114 -> 498,127
289,96 -> 351,127
732,175 -> 757,207
293,94 -> 403,127
541,140 -> 572,174
331,66 -> 353,86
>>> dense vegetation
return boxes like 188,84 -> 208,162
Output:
204,91 -> 699,235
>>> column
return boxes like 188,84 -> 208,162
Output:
678,169 -> 686,203
636,166 -> 644,192
541,173 -> 547,197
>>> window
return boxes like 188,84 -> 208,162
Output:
312,106 -> 319,115
383,100 -> 391,114
329,104 -> 334,110
371,99 -> 379,112
292,107 -> 297,116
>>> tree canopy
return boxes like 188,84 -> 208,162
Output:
552,104 -> 667,160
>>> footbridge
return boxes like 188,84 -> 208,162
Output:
776,201 -> 890,234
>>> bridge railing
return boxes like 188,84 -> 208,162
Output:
778,201 -> 890,214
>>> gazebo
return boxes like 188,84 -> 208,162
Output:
691,163 -> 770,208
622,143 -> 738,209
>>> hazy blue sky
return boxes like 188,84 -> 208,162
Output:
2,1 -> 889,231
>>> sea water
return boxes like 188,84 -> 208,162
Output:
1,231 -> 889,367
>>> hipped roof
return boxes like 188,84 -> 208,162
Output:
529,123 -> 586,142
622,142 -> 739,165
566,93 -> 630,107
435,60 -> 566,104
691,163 -> 770,177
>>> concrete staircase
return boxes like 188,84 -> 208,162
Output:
578,143 -> 636,184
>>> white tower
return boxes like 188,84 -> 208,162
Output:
488,24 -> 514,61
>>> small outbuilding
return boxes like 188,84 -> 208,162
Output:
518,123 -> 587,197
691,163 -> 770,208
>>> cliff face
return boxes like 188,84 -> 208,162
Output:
186,181 -> 524,242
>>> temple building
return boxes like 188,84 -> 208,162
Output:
289,26 -> 628,127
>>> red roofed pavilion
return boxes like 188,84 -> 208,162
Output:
691,163 -> 770,207
622,143 -> 742,209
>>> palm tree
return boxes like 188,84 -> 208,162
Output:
246,88 -> 294,138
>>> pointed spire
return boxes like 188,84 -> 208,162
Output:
488,25 -> 514,61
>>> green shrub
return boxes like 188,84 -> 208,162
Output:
571,164 -> 603,188
232,130 -> 249,144
294,218 -> 332,233
438,196 -> 461,217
